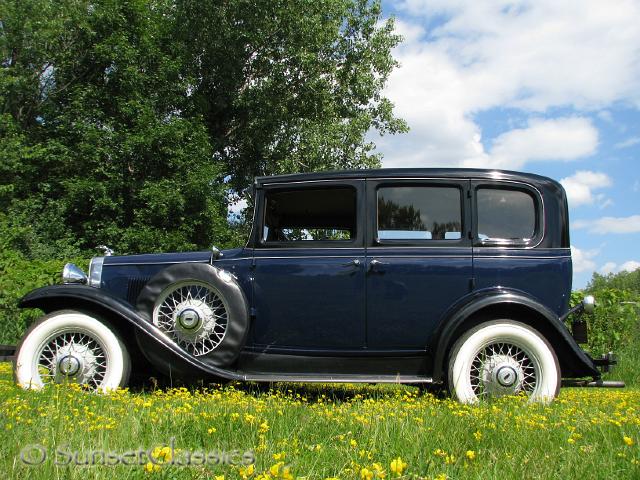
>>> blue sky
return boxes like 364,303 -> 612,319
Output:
374,0 -> 640,289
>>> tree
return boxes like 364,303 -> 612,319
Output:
0,0 -> 405,256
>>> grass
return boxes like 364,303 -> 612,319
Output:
1,363 -> 639,479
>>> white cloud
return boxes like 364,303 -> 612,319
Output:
614,136 -> 640,149
574,214 -> 640,234
620,260 -> 640,272
379,0 -> 640,168
600,262 -> 617,275
465,117 -> 598,169
227,198 -> 248,220
598,260 -> 640,274
560,170 -> 612,208
571,246 -> 598,273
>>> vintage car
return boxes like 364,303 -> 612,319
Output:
13,168 -> 620,402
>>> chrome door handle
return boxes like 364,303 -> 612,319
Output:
369,259 -> 386,272
343,259 -> 361,267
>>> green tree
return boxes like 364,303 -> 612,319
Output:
0,0 -> 405,257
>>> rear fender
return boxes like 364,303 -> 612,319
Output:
429,288 -> 599,382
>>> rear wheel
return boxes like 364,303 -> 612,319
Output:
448,320 -> 560,403
14,310 -> 130,391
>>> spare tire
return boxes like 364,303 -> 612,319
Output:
136,263 -> 249,367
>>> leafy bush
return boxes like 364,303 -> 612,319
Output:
0,247 -> 89,345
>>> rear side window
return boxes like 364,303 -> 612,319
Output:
263,187 -> 356,242
477,187 -> 536,241
377,186 -> 462,241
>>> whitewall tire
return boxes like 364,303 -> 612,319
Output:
448,320 -> 560,403
14,310 -> 130,392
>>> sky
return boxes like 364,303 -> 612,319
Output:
374,0 -> 640,289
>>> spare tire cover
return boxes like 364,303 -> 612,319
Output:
136,263 -> 249,367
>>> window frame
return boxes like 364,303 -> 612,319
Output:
367,179 -> 471,248
254,180 -> 365,249
472,181 -> 545,248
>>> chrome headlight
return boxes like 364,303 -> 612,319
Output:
62,263 -> 88,284
582,295 -> 596,314
88,257 -> 105,288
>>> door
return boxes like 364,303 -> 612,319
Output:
251,180 -> 366,350
365,178 -> 473,349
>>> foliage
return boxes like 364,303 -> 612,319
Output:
1,365 -> 640,478
0,0 -> 405,257
587,269 -> 640,295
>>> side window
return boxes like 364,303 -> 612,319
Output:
377,186 -> 462,241
262,186 -> 356,242
476,187 -> 536,241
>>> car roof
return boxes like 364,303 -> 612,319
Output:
254,168 -> 562,189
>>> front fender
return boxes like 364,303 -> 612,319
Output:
430,288 -> 599,381
19,285 -> 243,381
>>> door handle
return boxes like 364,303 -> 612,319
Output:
342,259 -> 361,267
369,259 -> 387,273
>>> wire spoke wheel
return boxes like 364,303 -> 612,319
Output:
153,280 -> 229,356
470,341 -> 538,399
36,330 -> 108,389
14,311 -> 130,392
448,320 -> 560,404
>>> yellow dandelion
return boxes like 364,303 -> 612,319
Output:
350,439 -> 358,448
465,450 -> 476,461
624,436 -> 634,446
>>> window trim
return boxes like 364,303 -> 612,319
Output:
472,181 -> 545,248
255,180 -> 364,249
367,179 -> 471,248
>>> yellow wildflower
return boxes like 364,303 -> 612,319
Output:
273,452 -> 286,461
208,427 -> 217,434
259,421 -> 270,433
390,457 -> 407,475
360,467 -> 373,480
624,436 -> 634,446
350,439 -> 358,448
465,450 -> 476,461
270,461 -> 283,476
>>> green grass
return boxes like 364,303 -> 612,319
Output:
1,363 -> 639,479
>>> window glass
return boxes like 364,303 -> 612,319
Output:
377,186 -> 462,241
263,187 -> 356,242
477,188 -> 536,240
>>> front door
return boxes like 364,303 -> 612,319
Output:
365,178 -> 473,349
251,180 -> 366,350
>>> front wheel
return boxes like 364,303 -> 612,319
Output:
14,310 -> 131,391
448,320 -> 560,403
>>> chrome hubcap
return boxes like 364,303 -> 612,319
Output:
177,308 -> 202,331
154,281 -> 228,356
471,343 -> 537,398
58,354 -> 81,376
37,332 -> 107,387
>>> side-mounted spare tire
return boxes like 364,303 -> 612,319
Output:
136,263 -> 249,368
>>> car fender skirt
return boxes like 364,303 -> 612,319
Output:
430,290 -> 600,381
18,285 -> 243,381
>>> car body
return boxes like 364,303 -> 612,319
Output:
14,168 -> 618,401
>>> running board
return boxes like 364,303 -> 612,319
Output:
0,344 -> 16,362
240,373 -> 434,384
562,379 -> 625,388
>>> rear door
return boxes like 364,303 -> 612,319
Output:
365,178 -> 473,349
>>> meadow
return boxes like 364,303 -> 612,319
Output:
1,362 -> 639,480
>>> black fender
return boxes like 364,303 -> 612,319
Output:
429,288 -> 599,382
18,285 -> 243,381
